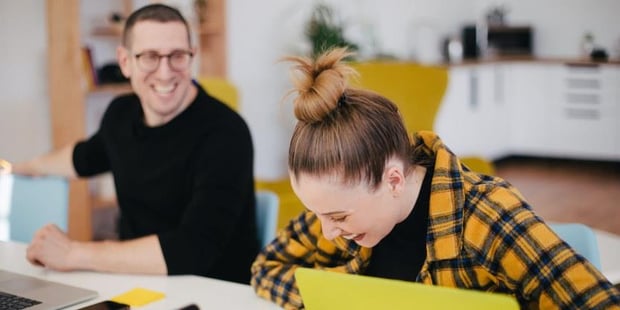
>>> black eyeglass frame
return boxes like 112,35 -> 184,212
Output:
133,50 -> 194,72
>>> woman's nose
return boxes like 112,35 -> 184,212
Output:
320,220 -> 341,240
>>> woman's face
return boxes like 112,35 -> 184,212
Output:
291,168 -> 405,248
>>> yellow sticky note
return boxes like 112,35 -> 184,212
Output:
111,287 -> 165,307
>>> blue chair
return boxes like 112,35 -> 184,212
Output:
2,175 -> 69,243
549,223 -> 602,270
255,190 -> 279,248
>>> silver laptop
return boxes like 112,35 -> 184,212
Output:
0,269 -> 98,309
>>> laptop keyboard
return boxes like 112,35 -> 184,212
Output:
0,291 -> 42,309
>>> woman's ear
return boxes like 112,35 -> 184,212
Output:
384,164 -> 405,198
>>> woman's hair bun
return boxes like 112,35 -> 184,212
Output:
284,47 -> 357,123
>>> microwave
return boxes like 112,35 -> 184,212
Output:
461,25 -> 533,58
486,26 -> 533,56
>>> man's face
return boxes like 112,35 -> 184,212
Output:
118,21 -> 196,126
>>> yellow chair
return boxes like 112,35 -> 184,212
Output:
350,61 -> 496,176
197,77 -> 239,111
351,61 -> 447,134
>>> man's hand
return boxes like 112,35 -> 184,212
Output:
26,224 -> 79,271
25,224 -> 166,275
0,158 -> 11,175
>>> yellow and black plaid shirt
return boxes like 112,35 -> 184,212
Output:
251,131 -> 620,309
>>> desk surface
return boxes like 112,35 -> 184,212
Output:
597,229 -> 620,284
2,229 -> 620,309
0,242 -> 280,310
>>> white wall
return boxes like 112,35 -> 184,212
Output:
228,0 -> 477,179
229,0 -> 620,180
1,0 -> 619,179
0,1 -> 49,162
473,0 -> 620,58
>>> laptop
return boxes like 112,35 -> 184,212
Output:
0,269 -> 98,309
295,267 -> 519,310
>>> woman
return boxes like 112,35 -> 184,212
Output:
250,48 -> 620,309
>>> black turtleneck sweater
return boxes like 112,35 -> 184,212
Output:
72,81 -> 258,284
364,166 -> 433,281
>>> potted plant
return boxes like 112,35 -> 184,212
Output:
305,3 -> 358,58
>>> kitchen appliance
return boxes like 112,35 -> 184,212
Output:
461,25 -> 479,59
461,24 -> 533,58
486,26 -> 533,56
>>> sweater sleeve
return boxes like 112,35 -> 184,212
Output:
156,119 -> 256,278
251,211 -> 321,309
251,211 -> 371,309
464,185 -> 620,309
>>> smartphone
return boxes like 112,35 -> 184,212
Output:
78,300 -> 130,310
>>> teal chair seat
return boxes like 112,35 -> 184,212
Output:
0,175 -> 68,243
255,190 -> 279,248
549,223 -> 602,270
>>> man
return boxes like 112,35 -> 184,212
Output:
12,4 -> 258,284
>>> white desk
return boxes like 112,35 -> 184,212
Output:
597,229 -> 620,284
2,230 -> 619,309
0,241 -> 280,310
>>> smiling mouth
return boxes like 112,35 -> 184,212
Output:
154,84 -> 175,94
342,233 -> 365,241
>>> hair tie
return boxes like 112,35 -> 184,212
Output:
338,93 -> 347,107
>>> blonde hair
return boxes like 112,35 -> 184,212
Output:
286,47 -> 415,189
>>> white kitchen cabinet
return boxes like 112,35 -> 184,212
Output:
609,66 -> 620,156
478,64 -> 511,159
438,61 -> 620,161
435,66 -> 472,154
435,64 -> 510,160
507,64 -> 551,155
547,64 -> 618,160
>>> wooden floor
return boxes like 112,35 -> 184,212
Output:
92,157 -> 620,239
495,157 -> 620,236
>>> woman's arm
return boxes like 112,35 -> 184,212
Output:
465,185 -> 620,308
251,211 -> 321,309
251,210 -> 372,309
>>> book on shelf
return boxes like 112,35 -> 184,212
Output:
81,46 -> 98,91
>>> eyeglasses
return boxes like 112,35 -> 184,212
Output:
134,50 -> 194,72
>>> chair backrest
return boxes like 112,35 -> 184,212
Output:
549,223 -> 602,270
350,61 -> 496,175
0,175 -> 69,243
460,156 -> 497,176
350,61 -> 448,133
255,190 -> 279,248
197,77 -> 239,111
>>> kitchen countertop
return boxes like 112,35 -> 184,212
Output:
445,55 -> 620,67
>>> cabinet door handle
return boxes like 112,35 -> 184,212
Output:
469,71 -> 478,109
565,62 -> 600,69
494,67 -> 503,105
565,108 -> 599,120
566,78 -> 600,90
566,93 -> 599,105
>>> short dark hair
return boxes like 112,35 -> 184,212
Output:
122,3 -> 191,47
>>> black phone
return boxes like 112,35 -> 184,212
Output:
78,300 -> 130,310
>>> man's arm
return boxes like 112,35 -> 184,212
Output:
26,224 -> 166,274
11,143 -> 78,178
